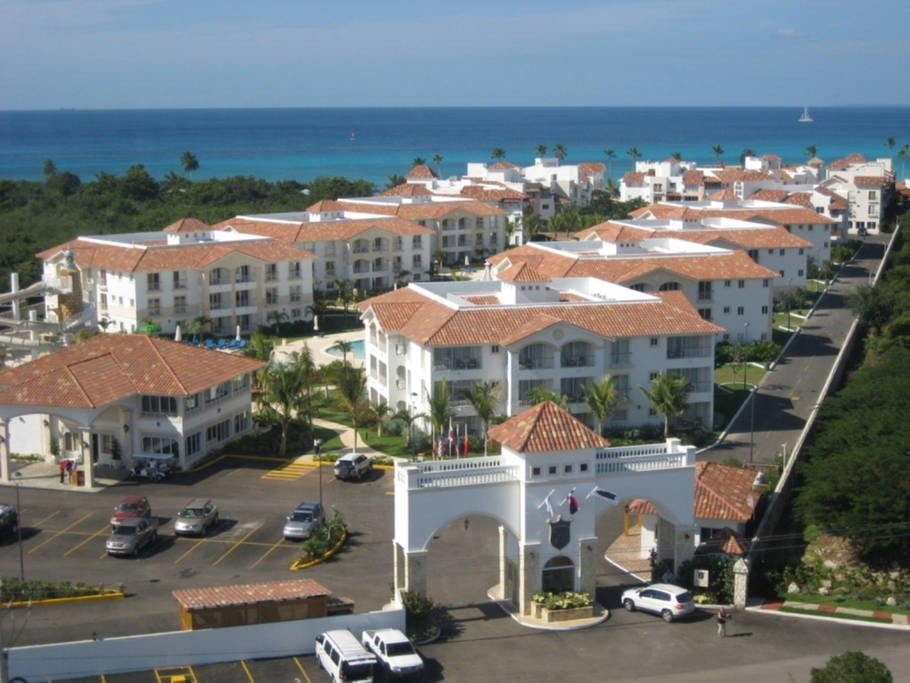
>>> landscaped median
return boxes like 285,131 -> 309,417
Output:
289,512 -> 348,571
759,599 -> 910,627
1,579 -> 124,607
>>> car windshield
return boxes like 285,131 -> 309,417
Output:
116,502 -> 140,512
386,642 -> 416,656
112,524 -> 136,535
342,662 -> 373,679
179,508 -> 203,519
291,511 -> 313,522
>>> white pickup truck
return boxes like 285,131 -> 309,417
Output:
361,628 -> 424,679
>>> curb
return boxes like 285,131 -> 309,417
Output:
6,588 -> 125,608
749,598 -> 910,630
289,527 -> 348,571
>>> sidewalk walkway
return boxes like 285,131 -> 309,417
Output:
755,599 -> 910,628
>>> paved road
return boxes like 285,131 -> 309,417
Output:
706,236 -> 888,468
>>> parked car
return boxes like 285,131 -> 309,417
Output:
315,629 -> 376,683
110,495 -> 151,524
0,504 -> 19,542
620,583 -> 695,622
362,628 -> 424,679
283,501 -> 324,540
333,452 -> 372,481
106,517 -> 159,557
174,498 -> 219,536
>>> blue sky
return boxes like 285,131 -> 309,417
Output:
2,0 -> 908,110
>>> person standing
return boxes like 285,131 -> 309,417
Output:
59,459 -> 66,483
716,606 -> 729,637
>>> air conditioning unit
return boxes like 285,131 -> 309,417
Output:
693,569 -> 710,588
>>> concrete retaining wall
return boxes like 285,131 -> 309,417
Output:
7,607 -> 404,682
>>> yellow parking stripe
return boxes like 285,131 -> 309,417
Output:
64,524 -> 109,557
173,537 -> 206,564
261,461 -> 313,480
249,535 -> 290,569
211,524 -> 262,566
27,512 -> 94,553
293,656 -> 313,683
240,659 -> 255,682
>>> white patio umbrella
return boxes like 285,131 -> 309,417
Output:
235,325 -> 242,341
174,324 -> 182,342
313,315 -> 319,332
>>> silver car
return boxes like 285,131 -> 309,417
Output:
174,498 -> 219,536
106,517 -> 158,557
621,583 -> 695,622
283,502 -> 324,540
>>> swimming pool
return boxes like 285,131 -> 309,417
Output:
325,338 -> 365,360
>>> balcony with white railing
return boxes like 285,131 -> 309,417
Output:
594,439 -> 695,474
397,456 -> 521,490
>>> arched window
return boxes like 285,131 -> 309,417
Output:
541,555 -> 575,593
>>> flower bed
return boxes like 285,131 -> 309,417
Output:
531,591 -> 594,622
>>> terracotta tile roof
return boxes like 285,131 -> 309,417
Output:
828,153 -> 867,170
393,200 -> 507,220
406,164 -> 438,180
623,172 -> 645,185
578,222 -> 655,243
223,216 -> 433,242
489,161 -> 519,170
488,401 -> 610,453
172,578 -> 331,609
578,162 -> 605,177
0,335 -> 265,408
650,227 -> 811,251
359,286 -> 723,346
682,170 -> 704,185
749,189 -> 790,202
37,236 -> 313,274
854,175 -> 888,188
382,183 -> 433,197
630,203 -> 837,227
498,262 -> 548,282
709,188 -> 738,201
459,185 -> 527,201
781,192 -> 813,208
163,217 -> 210,233
628,461 -> 758,523
306,199 -> 347,212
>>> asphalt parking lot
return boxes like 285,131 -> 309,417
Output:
3,454 -> 910,682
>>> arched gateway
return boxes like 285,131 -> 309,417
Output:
392,402 -> 697,619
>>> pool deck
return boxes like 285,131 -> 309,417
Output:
273,330 -> 365,368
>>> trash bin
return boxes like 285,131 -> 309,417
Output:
74,469 -> 85,486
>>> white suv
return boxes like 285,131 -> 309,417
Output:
333,452 -> 372,480
621,583 -> 695,622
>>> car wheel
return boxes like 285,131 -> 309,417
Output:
661,609 -> 674,623
623,598 -> 635,612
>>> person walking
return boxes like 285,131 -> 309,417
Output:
716,606 -> 729,637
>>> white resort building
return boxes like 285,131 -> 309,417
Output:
358,265 -> 723,441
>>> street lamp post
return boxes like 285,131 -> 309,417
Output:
787,278 -> 793,332
13,470 -> 24,583
749,383 -> 756,464
743,322 -> 750,389
314,439 -> 323,509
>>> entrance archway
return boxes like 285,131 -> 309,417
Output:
541,556 -> 574,593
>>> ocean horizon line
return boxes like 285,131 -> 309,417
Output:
3,104 -> 909,114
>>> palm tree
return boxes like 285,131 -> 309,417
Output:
525,386 -> 568,409
671,151 -> 682,161
491,148 -> 506,161
188,315 -> 212,341
603,148 -> 616,178
739,148 -> 756,165
386,174 -> 406,189
712,144 -> 724,163
536,144 -> 548,158
805,144 -> 817,160
266,309 -> 289,335
331,339 -> 354,366
412,156 -> 426,167
583,374 -> 621,437
899,143 -> 910,179
522,213 -> 544,243
180,151 -> 199,174
336,365 -> 367,454
370,401 -> 391,437
426,379 -> 451,456
43,158 -> 56,177
885,137 -> 896,157
243,331 -> 275,396
640,372 -> 690,438
553,144 -> 567,162
392,404 -> 428,457
259,355 -> 309,458
333,279 -> 354,311
432,154 -> 443,173
627,147 -> 642,168
463,381 -> 500,456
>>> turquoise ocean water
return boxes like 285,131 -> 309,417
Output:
1,107 -> 908,187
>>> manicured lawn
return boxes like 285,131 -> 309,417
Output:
781,593 -> 910,616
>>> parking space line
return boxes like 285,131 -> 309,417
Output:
211,523 -> 262,566
249,535 -> 290,569
240,659 -> 255,682
173,537 -> 207,564
27,512 -> 94,553
64,524 -> 110,557
293,656 -> 313,683
33,510 -> 60,526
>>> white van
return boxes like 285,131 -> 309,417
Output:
314,629 -> 377,683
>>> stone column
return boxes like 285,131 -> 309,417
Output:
733,557 -> 751,610
578,536 -> 598,599
673,525 -> 696,574
518,542 -> 541,616
498,525 -> 507,602
404,549 -> 429,598
81,427 -> 94,488
0,420 -> 9,483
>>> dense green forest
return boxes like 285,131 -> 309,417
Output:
0,167 -> 376,290
795,215 -> 910,566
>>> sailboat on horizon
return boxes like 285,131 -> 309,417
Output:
799,106 -> 814,123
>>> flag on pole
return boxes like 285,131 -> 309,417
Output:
585,485 -> 618,503
448,418 -> 455,457
463,432 -> 469,457
437,435 -> 446,459
537,489 -> 555,520
560,487 -> 580,515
